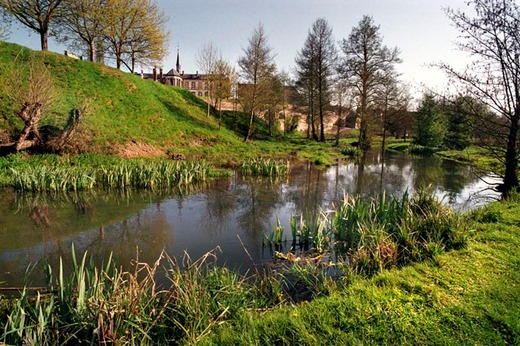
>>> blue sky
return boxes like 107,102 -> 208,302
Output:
5,0 -> 471,100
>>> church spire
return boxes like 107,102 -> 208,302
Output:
176,47 -> 181,73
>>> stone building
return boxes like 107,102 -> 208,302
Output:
138,49 -> 210,97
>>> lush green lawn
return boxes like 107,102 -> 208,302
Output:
201,198 -> 520,345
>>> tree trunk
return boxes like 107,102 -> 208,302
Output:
306,111 -> 311,139
335,106 -> 342,147
358,111 -> 372,151
40,31 -> 48,51
244,86 -> 257,142
16,103 -> 43,151
319,105 -> 325,142
89,41 -> 96,62
502,110 -> 519,196
311,112 -> 318,141
244,110 -> 254,142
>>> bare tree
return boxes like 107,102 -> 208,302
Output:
196,41 -> 219,116
0,8 -> 10,39
238,23 -> 276,142
102,0 -> 167,71
212,59 -> 235,127
295,31 -> 318,140
1,56 -> 54,151
340,15 -> 401,151
375,76 -> 409,152
123,0 -> 168,73
295,18 -> 336,142
0,56 -> 87,154
332,78 -> 355,146
0,0 -> 63,51
442,0 -> 520,195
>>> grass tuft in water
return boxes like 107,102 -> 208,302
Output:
268,188 -> 467,277
239,159 -> 289,177
8,159 -> 209,193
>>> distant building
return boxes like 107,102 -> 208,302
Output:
138,49 -> 210,97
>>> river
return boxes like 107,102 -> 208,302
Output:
0,150 -> 501,287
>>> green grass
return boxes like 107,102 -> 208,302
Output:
0,41 -> 256,160
201,196 -> 520,345
0,41 -> 353,168
436,146 -> 499,173
384,139 -> 501,174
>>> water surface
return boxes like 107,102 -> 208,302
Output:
0,150 -> 500,286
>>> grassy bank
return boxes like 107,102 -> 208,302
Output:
203,196 -> 520,345
1,193 -> 518,345
0,41 -> 357,167
385,139 -> 500,173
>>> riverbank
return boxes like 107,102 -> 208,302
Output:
1,193 -> 518,345
202,196 -> 520,345
385,139 -> 499,173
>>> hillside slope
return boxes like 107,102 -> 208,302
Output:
0,41 -> 242,157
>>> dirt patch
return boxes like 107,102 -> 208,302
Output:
114,141 -> 166,158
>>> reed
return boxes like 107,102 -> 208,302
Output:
268,189 -> 467,276
239,159 -> 289,177
341,147 -> 362,157
264,217 -> 286,247
0,247 -> 285,345
8,160 -> 209,193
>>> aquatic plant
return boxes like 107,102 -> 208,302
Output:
341,147 -> 362,157
8,160 -> 209,193
268,189 -> 467,276
239,159 -> 289,177
264,217 -> 286,247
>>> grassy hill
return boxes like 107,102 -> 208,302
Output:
0,41 -> 247,158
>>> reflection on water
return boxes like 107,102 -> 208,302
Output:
0,150 -> 501,286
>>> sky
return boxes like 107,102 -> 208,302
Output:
4,0 -> 473,101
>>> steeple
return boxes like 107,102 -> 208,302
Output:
176,47 -> 181,73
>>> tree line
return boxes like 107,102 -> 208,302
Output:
237,16 -> 407,149
1,0 -> 518,195
236,0 -> 519,195
0,0 -> 168,72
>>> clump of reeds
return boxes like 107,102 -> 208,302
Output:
239,159 -> 289,177
267,189 -> 467,277
264,217 -> 287,247
9,160 -> 209,193
10,166 -> 96,192
0,247 -> 284,345
341,147 -> 362,158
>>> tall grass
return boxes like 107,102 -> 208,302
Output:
9,160 -> 209,193
239,159 -> 289,177
1,247 -> 284,345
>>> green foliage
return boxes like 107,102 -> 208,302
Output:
415,94 -> 447,148
340,146 -> 362,157
0,248 -> 285,345
442,96 -> 474,150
